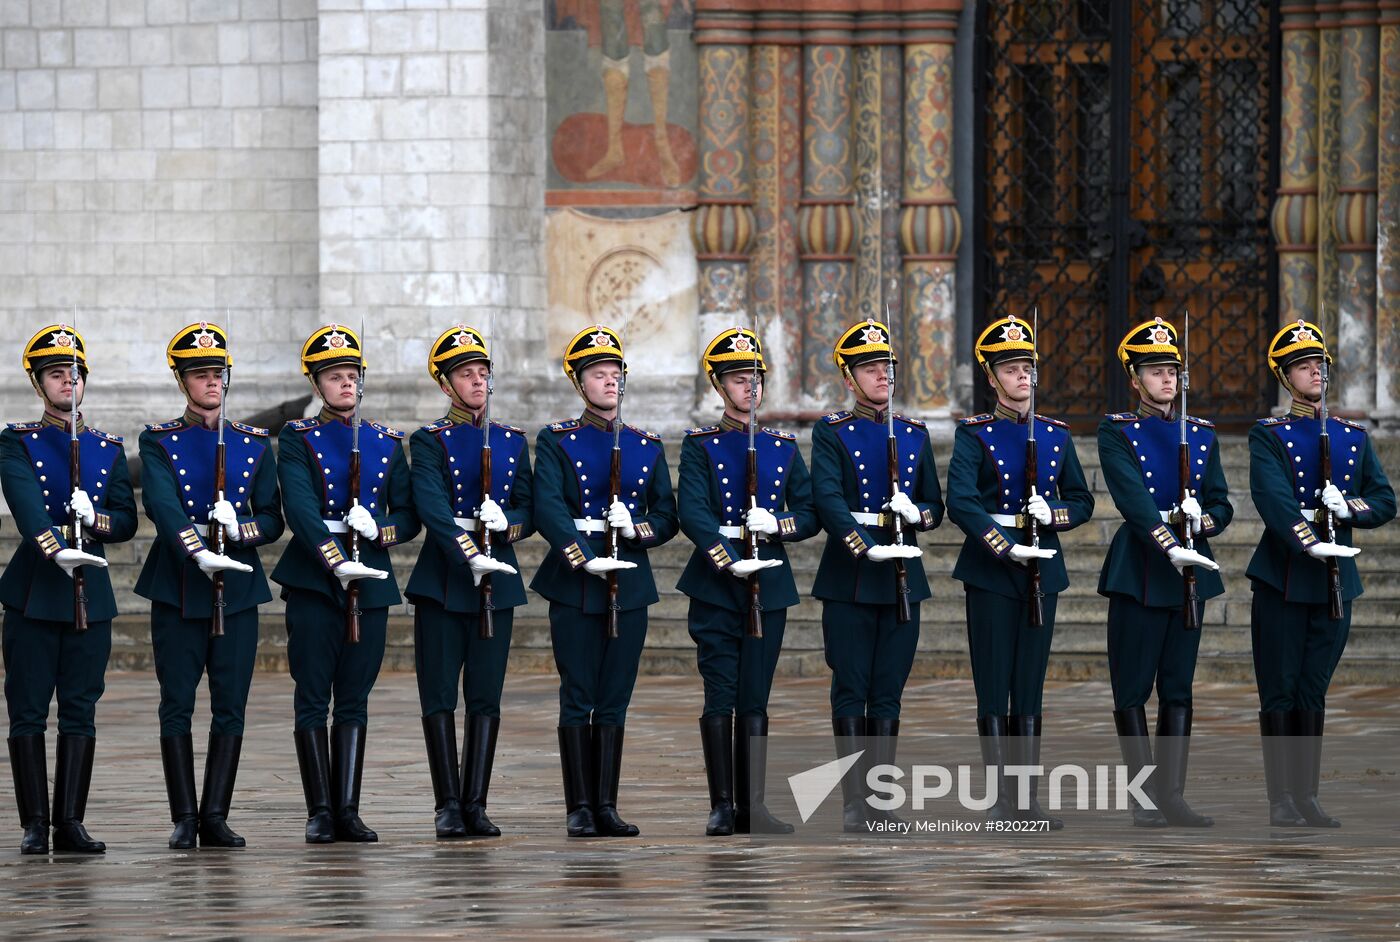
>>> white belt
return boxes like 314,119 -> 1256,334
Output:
455,515 -> 476,529
323,519 -> 348,533
851,511 -> 895,528
1159,510 -> 1173,523
718,525 -> 772,543
573,518 -> 607,534
990,513 -> 1025,527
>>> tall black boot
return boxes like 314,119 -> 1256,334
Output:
8,735 -> 49,855
735,714 -> 793,834
1154,706 -> 1213,827
422,713 -> 466,838
699,715 -> 734,836
833,716 -> 867,833
1291,710 -> 1340,828
332,724 -> 378,842
558,726 -> 598,837
1259,711 -> 1306,826
199,734 -> 246,848
1113,708 -> 1168,828
51,735 -> 105,853
592,725 -> 639,837
460,714 -> 501,837
867,718 -> 907,830
293,728 -> 335,844
160,734 -> 198,849
1008,715 -> 1063,830
976,715 -> 1015,822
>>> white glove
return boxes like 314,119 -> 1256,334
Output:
194,549 -> 253,575
745,506 -> 779,536
334,559 -> 388,588
467,553 -> 518,587
209,499 -> 240,541
345,503 -> 379,540
607,499 -> 637,540
1007,543 -> 1058,565
887,490 -> 921,526
1320,484 -> 1351,520
1167,546 -> 1219,572
54,547 -> 107,576
1178,494 -> 1204,534
1025,493 -> 1052,527
1306,541 -> 1361,560
865,543 -> 923,562
728,557 -> 783,579
583,556 -> 638,579
68,489 -> 96,528
477,498 -> 508,533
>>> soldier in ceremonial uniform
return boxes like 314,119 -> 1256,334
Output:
947,315 -> 1093,829
2,325 -> 137,854
272,324 -> 419,844
677,327 -> 818,836
532,325 -> 678,837
1249,321 -> 1394,827
136,322 -> 284,849
1098,318 -> 1228,828
406,325 -> 526,839
811,319 -> 943,832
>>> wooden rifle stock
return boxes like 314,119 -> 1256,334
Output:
345,448 -> 362,644
477,442 -> 495,640
887,434 -> 912,625
606,444 -> 621,640
1320,433 -> 1343,620
70,436 -> 88,632
1026,435 -> 1044,628
210,439 -> 227,638
1178,441 -> 1201,631
745,445 -> 763,638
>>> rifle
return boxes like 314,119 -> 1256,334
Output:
477,314 -> 496,641
606,365 -> 626,640
885,310 -> 912,625
1026,308 -> 1044,629
744,325 -> 763,639
345,316 -> 365,644
1319,358 -> 1344,620
1178,312 -> 1201,631
209,315 -> 230,639
69,309 -> 88,633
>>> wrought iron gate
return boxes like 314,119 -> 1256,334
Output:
973,0 -> 1279,427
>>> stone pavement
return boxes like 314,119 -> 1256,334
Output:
2,672 -> 1399,940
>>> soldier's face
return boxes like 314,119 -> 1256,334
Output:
316,366 -> 361,411
182,367 -> 224,409
444,362 -> 490,410
1131,365 -> 1178,404
38,365 -> 83,410
1287,358 -> 1324,399
719,371 -> 761,413
992,360 -> 1032,403
848,361 -> 890,405
580,363 -> 621,410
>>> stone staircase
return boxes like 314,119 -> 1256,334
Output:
5,436 -> 1398,683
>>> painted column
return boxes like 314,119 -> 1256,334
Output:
692,11 -> 757,415
852,15 -> 904,325
1316,2 -> 1343,366
899,7 -> 962,415
1270,1 -> 1321,332
1376,1 -> 1400,419
798,12 -> 857,406
1334,1 -> 1380,411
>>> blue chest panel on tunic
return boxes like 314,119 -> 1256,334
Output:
699,429 -> 795,525
1114,416 -> 1212,511
155,423 -> 267,518
1264,416 -> 1366,501
832,416 -> 925,514
974,418 -> 1069,512
557,424 -> 660,520
18,426 -> 122,526
433,421 -> 528,516
295,419 -> 400,516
